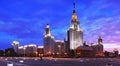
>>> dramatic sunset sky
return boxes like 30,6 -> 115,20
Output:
0,0 -> 120,51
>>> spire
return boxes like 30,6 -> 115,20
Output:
73,3 -> 76,13
72,3 -> 77,21
45,24 -> 51,36
98,36 -> 103,45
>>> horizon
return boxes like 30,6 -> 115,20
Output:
0,0 -> 120,52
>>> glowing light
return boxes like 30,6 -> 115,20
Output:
70,27 -> 74,29
51,36 -> 54,39
28,44 -> 37,47
77,29 -> 83,32
12,41 -> 19,45
55,40 -> 64,43
18,46 -> 24,49
114,48 -> 118,51
24,45 -> 28,47
45,34 -> 51,37
58,45 -> 61,48
46,24 -> 50,28
38,46 -> 43,48
72,13 -> 77,20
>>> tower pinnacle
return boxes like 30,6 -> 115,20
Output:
73,3 -> 76,13
72,3 -> 77,21
98,36 -> 103,45
44,24 -> 51,36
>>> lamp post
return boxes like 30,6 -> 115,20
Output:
48,51 -> 51,57
58,45 -> 61,56
39,53 -> 43,60
36,52 -> 38,57
64,52 -> 67,56
39,54 -> 40,57
23,47 -> 26,57
4,50 -> 5,57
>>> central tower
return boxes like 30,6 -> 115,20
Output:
70,3 -> 80,30
67,3 -> 83,50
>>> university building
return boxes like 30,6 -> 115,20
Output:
11,3 -> 104,57
43,3 -> 104,57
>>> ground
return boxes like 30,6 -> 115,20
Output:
0,57 -> 120,66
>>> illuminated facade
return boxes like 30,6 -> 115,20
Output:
67,3 -> 83,50
18,44 -> 38,56
44,24 -> 55,56
38,46 -> 44,55
18,46 -> 24,54
75,37 -> 104,57
25,44 -> 37,56
54,40 -> 65,56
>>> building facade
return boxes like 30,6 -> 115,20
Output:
75,36 -> 104,57
18,44 -> 38,57
25,44 -> 38,57
53,40 -> 65,57
37,46 -> 44,55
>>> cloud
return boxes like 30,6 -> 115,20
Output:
104,43 -> 120,52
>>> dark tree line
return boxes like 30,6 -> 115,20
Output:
0,48 -> 18,57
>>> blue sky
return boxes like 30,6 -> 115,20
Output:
0,0 -> 120,51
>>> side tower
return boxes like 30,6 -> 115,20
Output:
43,24 -> 55,56
97,36 -> 104,56
98,36 -> 103,45
12,41 -> 19,53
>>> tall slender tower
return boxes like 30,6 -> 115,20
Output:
70,3 -> 80,30
44,24 -> 55,56
97,36 -> 104,55
98,36 -> 103,45
67,3 -> 83,50
44,24 -> 51,36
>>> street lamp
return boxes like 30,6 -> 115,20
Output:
48,51 -> 51,57
53,53 -> 55,56
35,52 -> 38,57
64,52 -> 67,56
58,45 -> 61,56
4,50 -> 5,57
39,53 -> 43,60
23,47 -> 26,57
